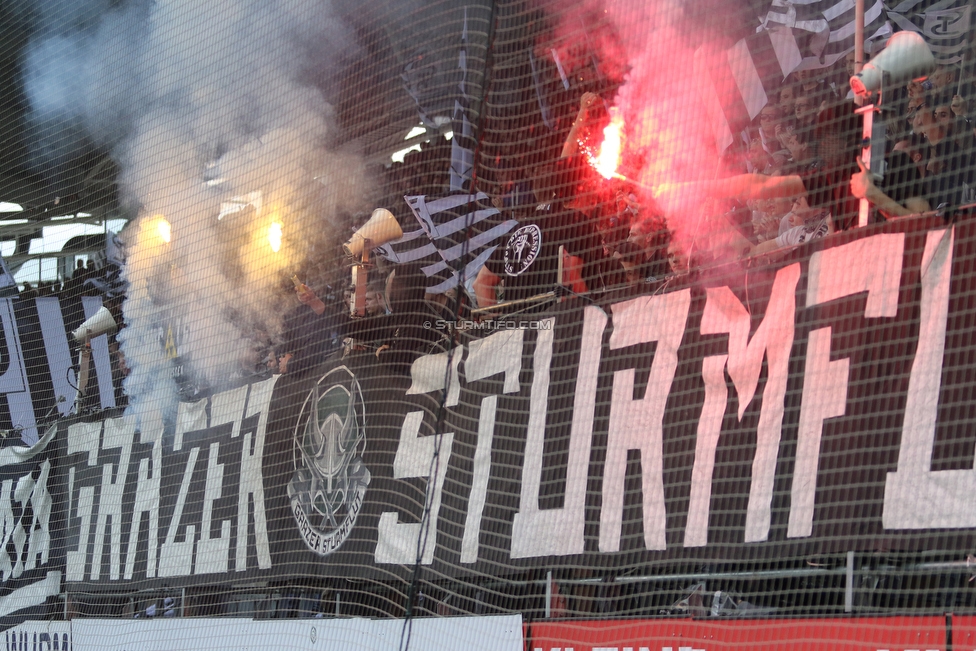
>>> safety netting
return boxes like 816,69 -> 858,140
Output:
0,0 -> 974,650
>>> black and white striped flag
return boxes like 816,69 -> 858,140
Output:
696,26 -> 810,151
760,0 -> 891,69
377,192 -> 517,294
696,0 -> 891,151
886,0 -> 972,64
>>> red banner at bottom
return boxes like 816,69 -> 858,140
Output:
529,617 -> 946,651
947,615 -> 976,651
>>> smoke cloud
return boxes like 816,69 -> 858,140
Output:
23,0 -> 369,420
543,0 -> 757,261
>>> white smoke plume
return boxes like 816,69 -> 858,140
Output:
23,0 -> 369,420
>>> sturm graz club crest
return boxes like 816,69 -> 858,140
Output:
288,366 -> 370,556
503,223 -> 541,276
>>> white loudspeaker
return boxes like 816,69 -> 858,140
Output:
850,31 -> 935,98
72,307 -> 118,342
343,208 -> 403,257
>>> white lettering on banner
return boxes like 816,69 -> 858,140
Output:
157,447 -> 200,578
0,462 -> 52,581
462,330 -> 523,563
65,422 -> 100,582
375,349 -> 462,564
66,377 -> 276,581
512,307 -> 606,558
0,299 -> 37,445
36,298 -> 76,419
698,263 -> 799,543
787,328 -> 848,538
600,291 -> 690,553
159,391 -> 225,576
508,319 -> 554,558
173,397 -> 207,454
158,398 -> 208,577
374,412 -> 454,564
684,354 -> 728,547
235,376 -> 274,571
377,331 -> 524,565
1,622 -> 70,651
200,400 -> 241,567
884,228 -> 967,528
789,233 -> 904,538
371,232 -> 964,560
89,417 -> 132,580
196,441 -> 230,574
805,234 -> 905,318
21,462 -> 52,575
5,297 -> 118,443
124,412 -> 162,580
407,348 -> 463,406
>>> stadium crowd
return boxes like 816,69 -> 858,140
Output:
16,21 -> 967,398
42,23 -> 976,622
250,40 -> 976,387
19,39 -> 968,415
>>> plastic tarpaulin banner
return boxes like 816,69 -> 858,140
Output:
48,217 -> 976,587
528,617 -> 947,651
0,426 -> 65,629
69,615 -> 524,651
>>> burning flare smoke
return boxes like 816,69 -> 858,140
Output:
546,0 -> 757,259
592,108 -> 624,180
22,0 -> 369,419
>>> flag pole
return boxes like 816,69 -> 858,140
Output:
854,0 -> 874,227
854,0 -> 865,97
958,51 -> 968,97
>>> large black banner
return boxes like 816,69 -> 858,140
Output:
52,218 -> 976,589
0,425 -> 65,628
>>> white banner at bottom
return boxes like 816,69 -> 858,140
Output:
68,614 -> 524,651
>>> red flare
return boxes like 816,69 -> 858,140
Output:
590,107 -> 624,180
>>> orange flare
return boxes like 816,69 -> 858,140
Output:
268,221 -> 282,253
156,217 -> 171,243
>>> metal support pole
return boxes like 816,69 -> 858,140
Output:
545,570 -> 552,619
856,103 -> 878,227
845,550 -> 855,612
853,0 -> 868,226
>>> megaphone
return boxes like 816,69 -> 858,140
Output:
850,31 -> 935,98
342,208 -> 403,257
72,306 -> 118,343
